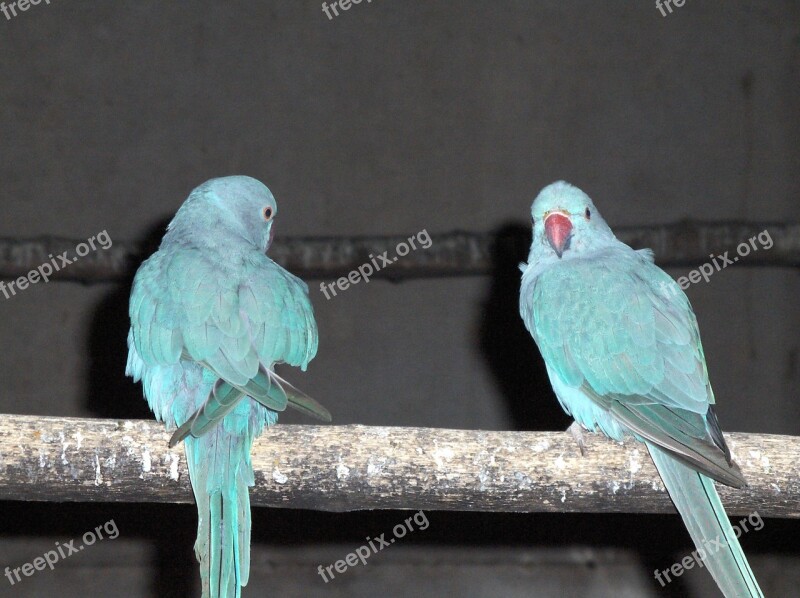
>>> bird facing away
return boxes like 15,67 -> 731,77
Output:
519,181 -> 762,597
126,176 -> 331,598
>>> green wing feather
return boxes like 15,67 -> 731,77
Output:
130,247 -> 327,446
528,251 -> 741,485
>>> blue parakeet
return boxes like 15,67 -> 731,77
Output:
126,176 -> 331,598
519,181 -> 762,597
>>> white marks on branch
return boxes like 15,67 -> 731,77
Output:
165,453 -> 180,481
430,445 -> 455,469
336,462 -> 351,480
366,456 -> 390,477
94,454 -> 103,486
140,448 -> 152,478
25,420 -> 184,488
747,449 -> 771,473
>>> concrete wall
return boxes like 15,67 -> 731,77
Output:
1,2 -> 798,596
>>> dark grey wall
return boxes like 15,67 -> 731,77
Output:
0,2 -> 798,597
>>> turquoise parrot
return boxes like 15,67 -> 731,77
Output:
126,176 -> 331,598
519,181 -> 762,597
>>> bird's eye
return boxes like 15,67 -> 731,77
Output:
585,208 -> 591,220
263,206 -> 274,222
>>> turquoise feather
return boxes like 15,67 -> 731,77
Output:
520,181 -> 762,597
126,176 -> 330,597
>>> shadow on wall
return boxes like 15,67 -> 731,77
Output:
478,221 -> 571,432
85,218 -> 172,420
85,216 -> 198,596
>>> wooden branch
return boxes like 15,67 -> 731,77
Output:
1,221 -> 797,283
1,415 -> 797,518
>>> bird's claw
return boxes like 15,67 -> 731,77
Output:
567,421 -> 588,456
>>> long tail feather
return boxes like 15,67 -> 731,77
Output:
185,428 -> 254,598
648,443 -> 763,597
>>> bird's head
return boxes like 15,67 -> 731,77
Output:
169,175 -> 279,253
529,181 -> 614,260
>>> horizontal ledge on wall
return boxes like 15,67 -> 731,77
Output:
1,414 -> 797,518
1,221 -> 798,284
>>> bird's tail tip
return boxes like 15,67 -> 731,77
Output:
186,433 -> 254,598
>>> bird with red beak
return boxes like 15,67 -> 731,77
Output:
522,180 -> 616,269
518,180 -> 763,598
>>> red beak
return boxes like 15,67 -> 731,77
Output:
544,212 -> 573,258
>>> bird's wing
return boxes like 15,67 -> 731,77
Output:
129,248 -> 329,426
526,250 -> 744,487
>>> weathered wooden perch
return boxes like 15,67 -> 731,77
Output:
1,221 -> 798,283
1,415 -> 797,518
